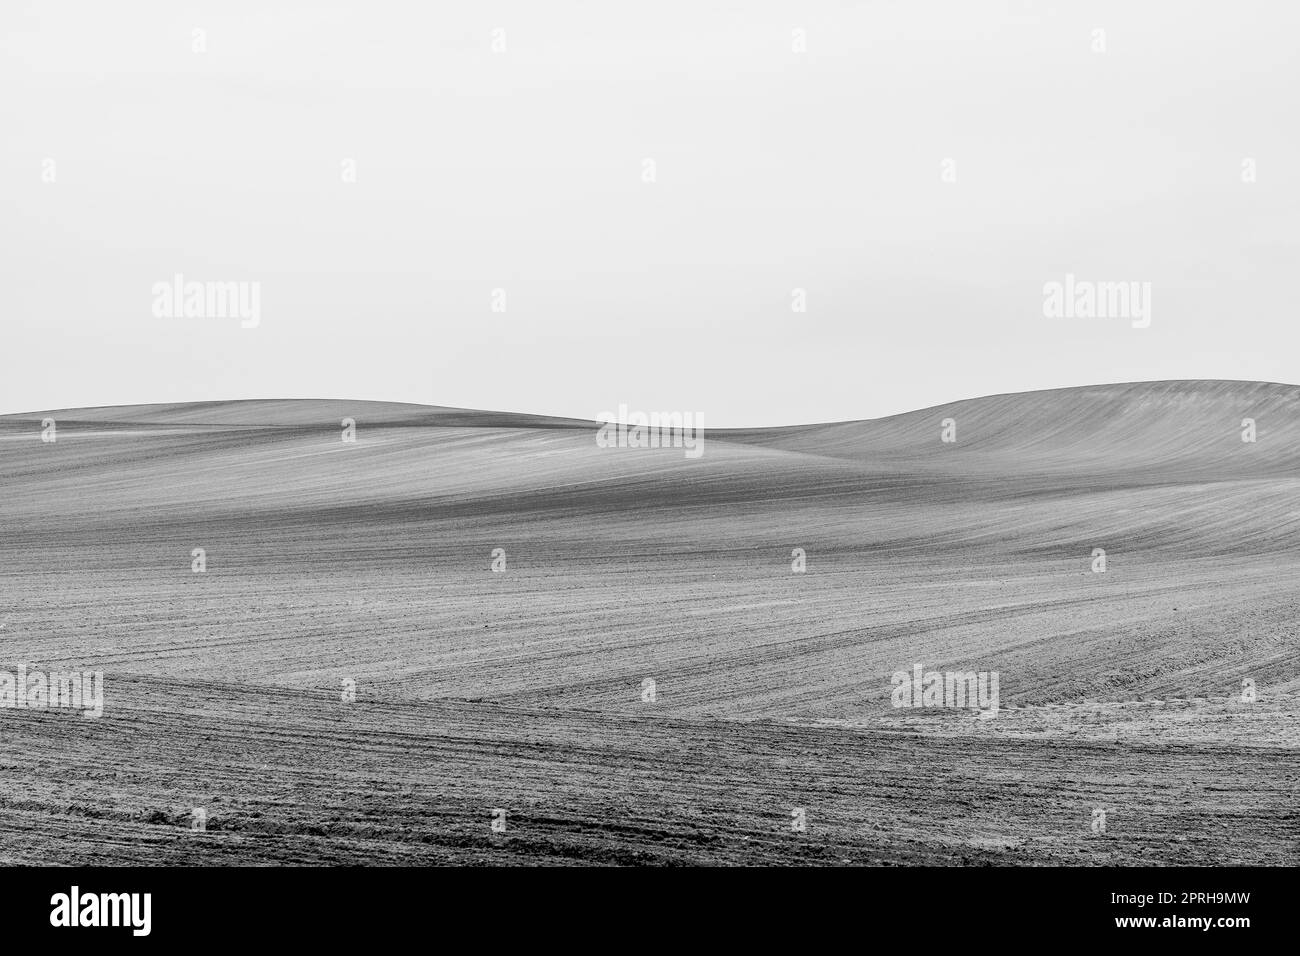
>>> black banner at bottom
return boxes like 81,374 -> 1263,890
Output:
1,865 -> 1282,944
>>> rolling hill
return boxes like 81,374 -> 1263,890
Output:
0,381 -> 1296,864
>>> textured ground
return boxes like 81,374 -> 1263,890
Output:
0,381 -> 1297,864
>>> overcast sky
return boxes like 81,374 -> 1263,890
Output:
3,1 -> 1298,425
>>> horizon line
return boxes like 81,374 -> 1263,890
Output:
1,377 -> 1296,432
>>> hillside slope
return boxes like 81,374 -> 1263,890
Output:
0,381 -> 1296,864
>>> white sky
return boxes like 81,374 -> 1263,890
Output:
3,1 -> 1298,425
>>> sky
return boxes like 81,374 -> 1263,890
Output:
3,1 -> 1298,425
